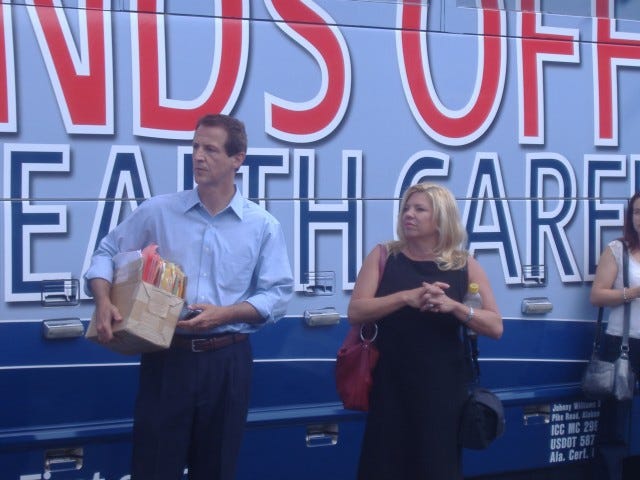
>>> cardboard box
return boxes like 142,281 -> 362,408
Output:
86,278 -> 184,355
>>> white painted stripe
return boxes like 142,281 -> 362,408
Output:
0,356 -> 588,371
0,362 -> 138,370
0,317 -> 600,324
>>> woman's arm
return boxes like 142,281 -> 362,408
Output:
428,257 -> 503,339
589,246 -> 639,306
465,258 -> 503,339
347,246 -> 432,324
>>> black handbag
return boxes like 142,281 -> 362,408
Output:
581,242 -> 636,402
459,327 -> 505,449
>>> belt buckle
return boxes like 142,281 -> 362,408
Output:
191,338 -> 210,353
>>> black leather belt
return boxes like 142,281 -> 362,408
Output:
171,333 -> 248,353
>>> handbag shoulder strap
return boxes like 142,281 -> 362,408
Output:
462,263 -> 481,383
377,243 -> 388,279
464,326 -> 481,383
591,242 -> 630,356
591,306 -> 605,357
622,242 -> 631,353
359,244 -> 388,341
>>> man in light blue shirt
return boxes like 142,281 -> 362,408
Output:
85,114 -> 293,480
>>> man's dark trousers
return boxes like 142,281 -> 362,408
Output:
131,337 -> 253,480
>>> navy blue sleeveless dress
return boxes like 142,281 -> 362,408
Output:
357,252 -> 468,480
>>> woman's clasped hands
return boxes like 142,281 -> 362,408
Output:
418,281 -> 451,313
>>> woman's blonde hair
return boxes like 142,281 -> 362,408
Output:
387,182 -> 468,270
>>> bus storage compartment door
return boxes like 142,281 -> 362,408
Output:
238,419 -> 364,479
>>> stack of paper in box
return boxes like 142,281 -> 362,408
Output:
86,244 -> 185,355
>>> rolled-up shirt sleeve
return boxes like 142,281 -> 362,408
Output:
83,251 -> 115,296
245,220 -> 293,324
82,203 -> 150,297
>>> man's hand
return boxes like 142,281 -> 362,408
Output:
90,277 -> 123,343
177,304 -> 231,332
95,300 -> 123,343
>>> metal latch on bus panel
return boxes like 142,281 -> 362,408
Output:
521,265 -> 546,287
521,297 -> 553,314
302,271 -> 335,296
40,279 -> 80,306
44,447 -> 83,473
42,318 -> 85,339
523,404 -> 551,426
304,307 -> 340,326
305,424 -> 338,448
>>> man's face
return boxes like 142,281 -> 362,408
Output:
192,125 -> 244,188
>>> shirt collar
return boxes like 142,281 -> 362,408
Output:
227,188 -> 244,219
184,186 -> 244,219
182,188 -> 201,213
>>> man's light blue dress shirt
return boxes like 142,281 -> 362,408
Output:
84,188 -> 293,335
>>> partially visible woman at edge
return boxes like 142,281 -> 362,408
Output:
347,182 -> 503,480
589,191 -> 640,480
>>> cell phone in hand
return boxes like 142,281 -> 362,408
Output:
180,307 -> 203,320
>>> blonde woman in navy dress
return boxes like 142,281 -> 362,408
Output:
348,183 -> 503,480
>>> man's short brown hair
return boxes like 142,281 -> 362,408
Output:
196,114 -> 247,156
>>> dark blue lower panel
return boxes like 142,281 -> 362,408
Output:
3,392 -> 639,479
0,316 -> 628,478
